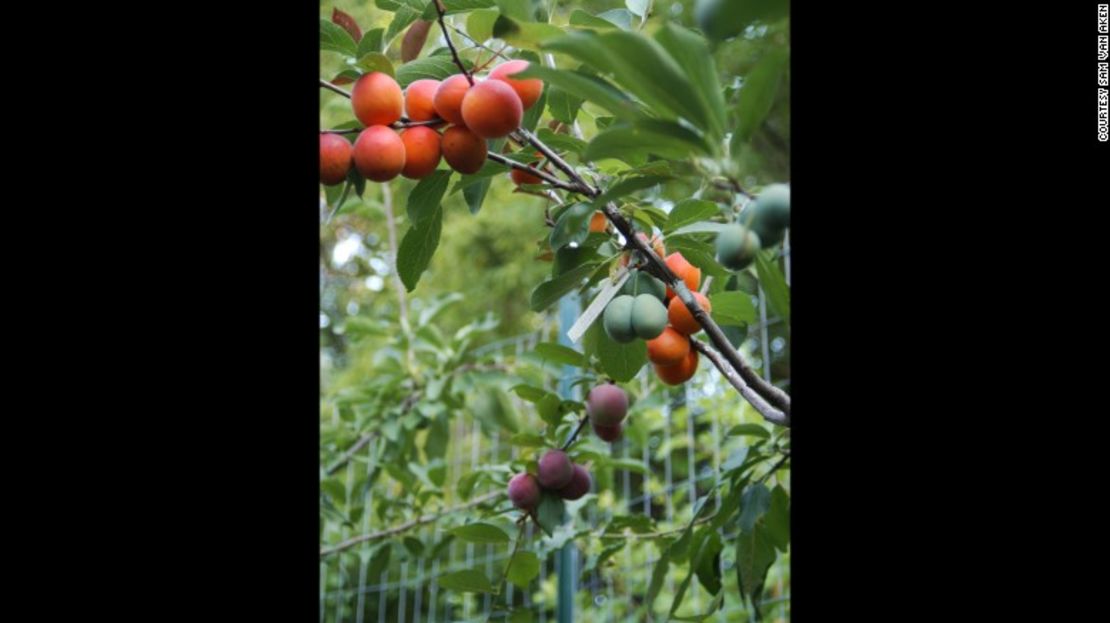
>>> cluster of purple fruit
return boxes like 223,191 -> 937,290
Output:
505,383 -> 630,511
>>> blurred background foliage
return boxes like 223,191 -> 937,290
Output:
320,0 -> 790,621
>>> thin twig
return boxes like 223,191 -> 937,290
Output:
487,152 -> 585,193
691,340 -> 789,427
561,415 -> 589,451
320,78 -> 351,98
320,491 -> 501,557
449,24 -> 513,62
433,1 -> 474,85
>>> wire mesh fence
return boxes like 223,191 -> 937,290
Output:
321,309 -> 789,622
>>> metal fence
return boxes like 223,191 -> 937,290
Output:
320,289 -> 789,622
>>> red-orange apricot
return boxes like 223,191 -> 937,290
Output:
511,167 -> 544,185
319,133 -> 352,186
668,291 -> 712,336
589,212 -> 608,233
353,126 -> 406,182
488,60 -> 544,110
654,349 -> 699,385
433,74 -> 472,126
351,72 -> 403,127
405,79 -> 442,124
440,126 -> 487,174
399,126 -> 441,179
646,327 -> 690,366
664,252 -> 701,300
461,79 -> 523,139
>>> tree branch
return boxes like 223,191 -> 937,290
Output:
486,152 -> 585,194
690,340 -> 788,427
433,1 -> 474,85
320,79 -> 351,98
320,491 -> 501,557
560,415 -> 589,451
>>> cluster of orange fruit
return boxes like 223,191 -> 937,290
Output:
639,238 -> 711,386
320,60 -> 544,186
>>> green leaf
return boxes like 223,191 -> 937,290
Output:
355,52 -> 394,77
534,492 -> 565,537
569,9 -> 621,30
693,530 -> 723,595
406,170 -> 452,225
626,0 -> 650,17
395,55 -> 466,88
509,384 -> 550,402
397,205 -> 443,291
738,483 -> 771,533
669,221 -> 730,237
437,568 -> 495,593
696,0 -> 789,42
509,610 -> 534,623
533,342 -> 586,368
597,9 -> 633,30
664,198 -> 721,233
593,175 -> 665,207
546,87 -> 583,125
735,523 -> 776,599
543,30 -> 711,134
320,19 -> 358,57
495,0 -> 532,20
727,423 -> 771,439
606,457 -> 648,475
367,543 -> 392,579
403,536 -> 425,557
492,16 -> 564,49
583,318 -> 646,382
357,28 -> 385,57
449,522 -> 511,544
510,65 -> 642,121
457,470 -> 486,499
550,203 -> 596,251
664,236 -> 730,278
754,251 -> 790,323
655,22 -> 727,140
536,128 -> 587,154
530,262 -> 596,312
320,478 -> 346,505
467,9 -> 500,42
463,176 -> 493,214
764,485 -> 790,551
583,120 -> 711,164
536,393 -> 562,427
521,89 -> 547,133
737,48 -> 788,143
421,0 -> 498,19
708,291 -> 757,326
505,550 -> 541,588
508,432 -> 548,447
385,5 -> 424,45
644,541 -> 673,610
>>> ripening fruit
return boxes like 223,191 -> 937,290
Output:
593,422 -> 622,442
589,211 -> 607,233
510,167 -> 543,186
557,464 -> 591,501
631,294 -> 668,340
319,133 -> 352,186
440,126 -> 487,174
745,183 -> 790,247
488,59 -> 544,110
433,74 -> 472,126
537,450 -> 574,489
664,252 -> 701,300
646,326 -> 690,366
602,294 -> 637,343
586,383 -> 628,427
507,473 -> 541,509
654,348 -> 699,385
715,224 -> 761,271
351,72 -> 404,127
461,79 -> 523,139
353,126 -> 406,182
621,271 -> 666,302
668,291 -> 712,336
405,79 -> 442,123
399,126 -> 441,179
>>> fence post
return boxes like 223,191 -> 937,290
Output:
556,294 -> 579,623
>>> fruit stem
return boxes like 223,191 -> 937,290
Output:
560,415 -> 589,451
433,1 -> 475,86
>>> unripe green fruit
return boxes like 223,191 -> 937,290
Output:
630,294 -> 668,340
620,271 -> 666,302
743,183 -> 790,247
603,295 -> 637,343
715,224 -> 762,271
